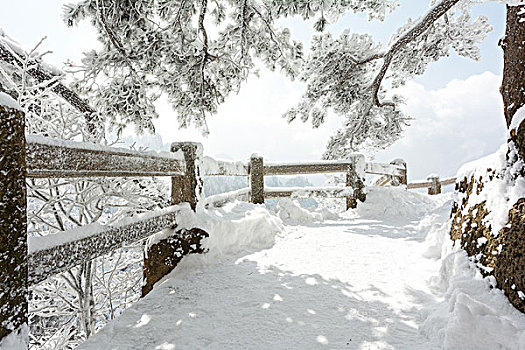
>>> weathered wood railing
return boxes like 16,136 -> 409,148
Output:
1,101 -> 203,341
24,138 -> 206,286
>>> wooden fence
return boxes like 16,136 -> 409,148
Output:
1,104 -> 200,339
0,102 -> 409,342
202,155 -> 407,210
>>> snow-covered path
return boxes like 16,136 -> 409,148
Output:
79,189 -> 455,350
79,188 -> 525,349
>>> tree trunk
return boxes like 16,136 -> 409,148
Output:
500,4 -> 525,160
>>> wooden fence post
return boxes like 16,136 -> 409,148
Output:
390,159 -> 407,186
143,142 -> 205,297
171,142 -> 203,211
346,154 -> 366,210
0,100 -> 28,342
427,175 -> 441,195
250,154 -> 264,204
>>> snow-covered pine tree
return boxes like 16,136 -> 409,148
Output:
64,0 -> 495,158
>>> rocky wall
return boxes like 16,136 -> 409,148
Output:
450,171 -> 524,313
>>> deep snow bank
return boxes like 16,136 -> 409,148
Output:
421,242 -> 525,350
418,186 -> 525,349
275,198 -> 338,224
148,201 -> 283,266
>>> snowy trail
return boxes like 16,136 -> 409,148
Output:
79,189 -> 454,350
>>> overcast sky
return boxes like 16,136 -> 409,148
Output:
0,0 -> 509,181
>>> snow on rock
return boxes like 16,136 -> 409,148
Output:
0,92 -> 21,110
0,324 -> 28,350
510,104 -> 525,131
456,143 -> 525,236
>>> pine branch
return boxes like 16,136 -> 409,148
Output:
371,0 -> 460,108
95,0 -> 138,76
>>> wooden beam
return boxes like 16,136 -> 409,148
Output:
264,186 -> 353,199
26,135 -> 185,178
427,176 -> 442,195
407,182 -> 431,189
28,205 -> 189,286
365,162 -> 406,177
440,177 -> 457,186
264,161 -> 351,175
171,142 -> 203,211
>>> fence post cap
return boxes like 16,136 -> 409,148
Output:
170,141 -> 203,153
426,174 -> 440,180
390,158 -> 406,165
345,153 -> 365,159
250,153 -> 262,159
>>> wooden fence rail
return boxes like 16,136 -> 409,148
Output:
26,135 -> 185,178
27,205 -> 189,286
407,176 -> 457,195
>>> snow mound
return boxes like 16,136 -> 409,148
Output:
350,186 -> 450,220
149,201 -> 283,265
0,325 -> 28,350
275,198 -> 338,224
421,245 -> 525,350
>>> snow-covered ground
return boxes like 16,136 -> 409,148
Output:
52,187 -> 525,349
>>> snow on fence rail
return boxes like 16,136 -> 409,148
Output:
26,134 -> 186,178
28,204 -> 190,285
202,156 -> 249,176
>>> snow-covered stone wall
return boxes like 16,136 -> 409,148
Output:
450,143 -> 525,313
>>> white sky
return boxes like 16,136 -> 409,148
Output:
0,0 -> 509,181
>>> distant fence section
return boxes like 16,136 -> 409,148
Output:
374,171 -> 456,195
407,175 -> 456,195
202,155 -> 407,210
